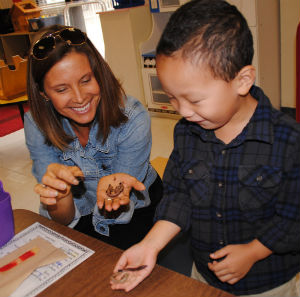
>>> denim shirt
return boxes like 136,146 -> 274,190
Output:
24,96 -> 157,236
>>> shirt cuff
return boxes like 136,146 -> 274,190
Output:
39,203 -> 81,229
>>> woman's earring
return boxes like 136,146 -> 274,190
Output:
40,92 -> 50,101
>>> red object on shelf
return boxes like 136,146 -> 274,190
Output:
296,21 -> 300,122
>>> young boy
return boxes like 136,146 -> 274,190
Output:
110,0 -> 300,296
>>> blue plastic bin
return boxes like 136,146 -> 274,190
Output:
28,15 -> 65,32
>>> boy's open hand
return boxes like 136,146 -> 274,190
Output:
97,173 -> 145,211
110,242 -> 157,292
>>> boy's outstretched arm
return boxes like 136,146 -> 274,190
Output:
110,220 -> 181,292
208,239 -> 272,284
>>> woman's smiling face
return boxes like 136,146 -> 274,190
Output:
43,51 -> 101,127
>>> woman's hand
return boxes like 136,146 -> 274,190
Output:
35,163 -> 83,205
110,242 -> 157,292
97,173 -> 145,211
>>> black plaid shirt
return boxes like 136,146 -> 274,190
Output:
155,86 -> 300,295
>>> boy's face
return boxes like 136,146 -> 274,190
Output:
156,54 -> 242,131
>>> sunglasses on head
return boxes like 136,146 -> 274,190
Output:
31,27 -> 86,60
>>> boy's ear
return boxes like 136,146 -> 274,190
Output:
235,65 -> 256,96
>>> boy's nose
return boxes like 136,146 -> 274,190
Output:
178,102 -> 194,118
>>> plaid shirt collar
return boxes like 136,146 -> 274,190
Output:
187,85 -> 274,145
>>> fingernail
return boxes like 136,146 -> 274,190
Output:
73,179 -> 79,185
49,190 -> 58,197
60,183 -> 67,190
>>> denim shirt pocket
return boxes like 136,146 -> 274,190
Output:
238,165 -> 282,213
182,160 -> 210,207
93,151 -> 113,176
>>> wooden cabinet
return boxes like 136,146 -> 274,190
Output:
0,32 -> 35,99
0,55 -> 27,99
0,32 -> 35,65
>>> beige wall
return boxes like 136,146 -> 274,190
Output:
280,0 -> 300,108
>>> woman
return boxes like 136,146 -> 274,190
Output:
24,25 -> 163,249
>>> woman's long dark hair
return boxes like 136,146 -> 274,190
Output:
27,25 -> 127,150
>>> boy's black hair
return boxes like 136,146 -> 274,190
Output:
156,0 -> 254,82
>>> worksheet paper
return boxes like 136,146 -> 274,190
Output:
0,222 -> 95,297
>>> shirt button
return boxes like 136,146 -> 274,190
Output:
219,240 -> 224,245
218,182 -> 223,188
256,175 -> 263,182
221,150 -> 226,155
216,212 -> 222,218
188,169 -> 193,174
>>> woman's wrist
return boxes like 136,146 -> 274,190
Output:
47,192 -> 75,225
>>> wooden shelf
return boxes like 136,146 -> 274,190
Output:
0,31 -> 36,64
